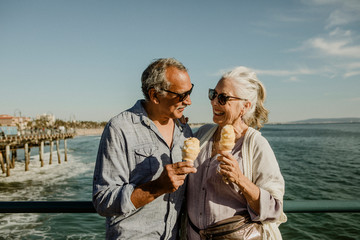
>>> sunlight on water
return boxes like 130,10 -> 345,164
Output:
1,126 -> 359,239
0,150 -> 93,201
0,136 -> 104,239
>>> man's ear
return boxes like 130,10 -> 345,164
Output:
148,88 -> 160,104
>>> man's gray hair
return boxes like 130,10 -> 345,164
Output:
141,58 -> 187,101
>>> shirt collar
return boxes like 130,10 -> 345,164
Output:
130,100 -> 150,125
129,99 -> 184,132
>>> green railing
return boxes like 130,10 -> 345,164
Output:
0,200 -> 360,213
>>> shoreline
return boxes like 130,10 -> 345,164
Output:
75,128 -> 104,136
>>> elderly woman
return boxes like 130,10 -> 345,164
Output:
186,66 -> 286,240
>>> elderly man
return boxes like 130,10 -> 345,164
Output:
93,58 -> 196,239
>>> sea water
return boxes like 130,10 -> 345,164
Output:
0,123 -> 359,239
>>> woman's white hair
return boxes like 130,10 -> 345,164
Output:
222,66 -> 269,129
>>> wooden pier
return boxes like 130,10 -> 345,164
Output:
0,132 -> 75,177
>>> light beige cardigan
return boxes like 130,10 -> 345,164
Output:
199,124 -> 287,240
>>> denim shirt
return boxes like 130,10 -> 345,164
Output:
93,100 -> 192,240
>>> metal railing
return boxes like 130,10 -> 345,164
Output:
0,200 -> 359,213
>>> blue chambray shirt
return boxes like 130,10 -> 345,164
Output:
93,100 -> 193,240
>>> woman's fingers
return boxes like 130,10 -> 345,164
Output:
217,154 -> 236,167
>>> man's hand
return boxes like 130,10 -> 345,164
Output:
156,161 -> 197,193
131,161 -> 196,208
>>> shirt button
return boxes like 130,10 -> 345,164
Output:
202,188 -> 205,191
200,213 -> 202,215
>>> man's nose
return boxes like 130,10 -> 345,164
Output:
183,95 -> 192,105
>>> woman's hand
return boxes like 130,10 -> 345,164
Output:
217,151 -> 242,185
217,151 -> 261,214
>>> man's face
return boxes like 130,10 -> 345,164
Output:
158,66 -> 192,119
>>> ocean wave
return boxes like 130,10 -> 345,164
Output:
0,150 -> 94,201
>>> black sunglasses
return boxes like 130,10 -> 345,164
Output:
163,84 -> 194,102
208,89 -> 247,105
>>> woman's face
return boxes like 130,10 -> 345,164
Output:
211,78 -> 245,127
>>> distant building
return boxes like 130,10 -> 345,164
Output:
0,114 -> 31,130
36,113 -> 55,126
0,114 -> 13,126
14,116 -> 31,130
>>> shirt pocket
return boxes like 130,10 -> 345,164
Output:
131,145 -> 159,185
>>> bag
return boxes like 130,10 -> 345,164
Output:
198,214 -> 262,240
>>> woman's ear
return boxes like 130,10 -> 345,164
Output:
241,101 -> 251,116
244,101 -> 251,110
148,88 -> 160,104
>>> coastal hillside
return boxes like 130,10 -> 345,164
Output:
289,117 -> 360,124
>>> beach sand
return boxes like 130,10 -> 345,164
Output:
75,128 -> 104,136
74,123 -> 205,136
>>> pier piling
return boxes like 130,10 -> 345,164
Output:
39,141 -> 44,167
64,139 -> 67,162
0,132 -> 75,177
49,141 -> 53,165
11,150 -> 16,168
56,139 -> 61,164
0,152 -> 4,173
6,145 -> 10,177
25,143 -> 29,171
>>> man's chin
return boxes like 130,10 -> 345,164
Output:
172,111 -> 184,119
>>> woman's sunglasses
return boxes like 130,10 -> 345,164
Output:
208,89 -> 247,105
163,84 -> 194,102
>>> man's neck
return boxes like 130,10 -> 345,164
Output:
143,101 -> 172,125
143,101 -> 175,147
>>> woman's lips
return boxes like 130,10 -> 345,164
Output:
213,110 -> 224,116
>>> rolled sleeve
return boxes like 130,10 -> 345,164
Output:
248,188 -> 282,222
93,124 -> 136,217
120,183 -> 137,215
248,134 -> 285,222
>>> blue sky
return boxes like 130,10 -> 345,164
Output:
1,0 -> 359,123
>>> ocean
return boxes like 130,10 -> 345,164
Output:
0,123 -> 359,239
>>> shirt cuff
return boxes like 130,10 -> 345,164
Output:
247,187 -> 270,222
120,183 -> 137,216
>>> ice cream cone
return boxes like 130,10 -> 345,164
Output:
182,137 -> 200,163
217,125 -> 236,184
219,125 -> 235,152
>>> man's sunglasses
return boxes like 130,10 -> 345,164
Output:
163,84 -> 194,102
208,89 -> 247,105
